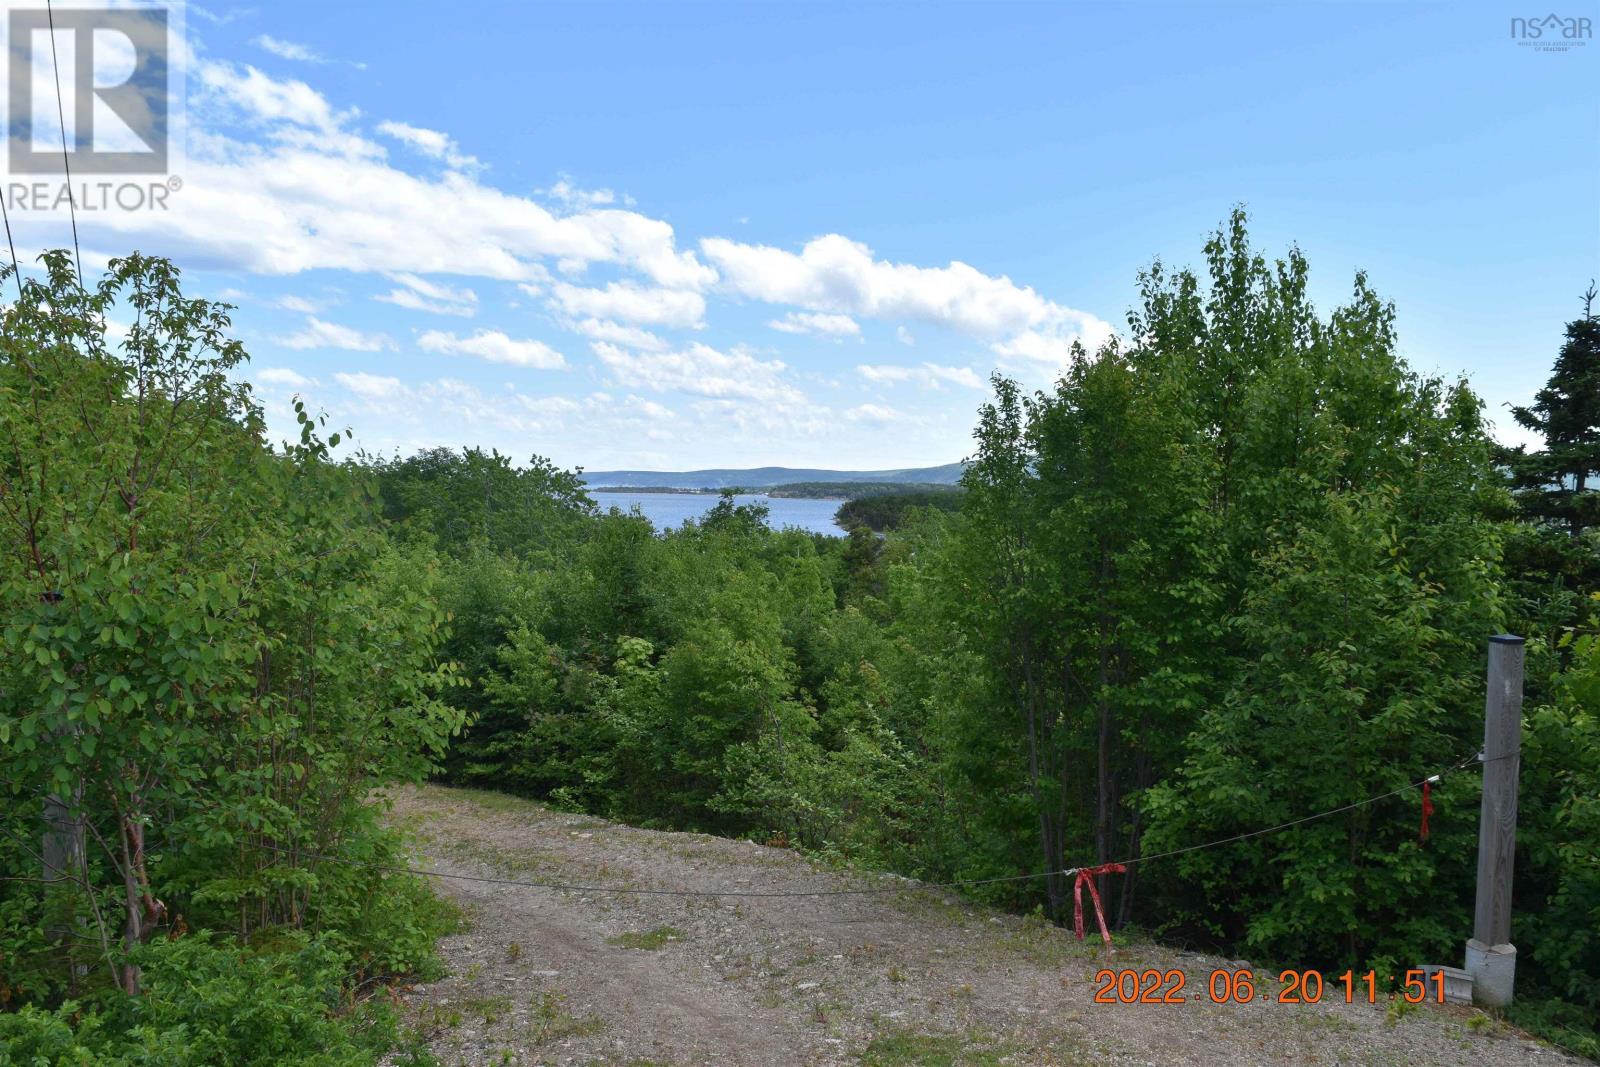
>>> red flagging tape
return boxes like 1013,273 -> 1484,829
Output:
1072,863 -> 1127,949
1420,779 -> 1433,841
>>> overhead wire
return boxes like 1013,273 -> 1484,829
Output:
242,750 -> 1498,900
0,197 -> 21,303
44,0 -> 83,289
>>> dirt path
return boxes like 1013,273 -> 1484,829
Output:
380,784 -> 1577,1067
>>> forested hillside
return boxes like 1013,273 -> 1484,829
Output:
833,489 -> 963,531
579,463 -> 967,490
3,216 -> 1598,1063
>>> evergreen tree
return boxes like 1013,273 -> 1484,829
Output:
1507,285 -> 1600,537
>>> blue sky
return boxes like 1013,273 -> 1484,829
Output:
5,0 -> 1596,471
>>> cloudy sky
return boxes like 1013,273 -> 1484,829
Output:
3,1 -> 1594,471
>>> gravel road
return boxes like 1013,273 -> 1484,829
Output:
380,783 -> 1580,1067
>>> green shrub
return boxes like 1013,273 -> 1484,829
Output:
0,934 -> 404,1066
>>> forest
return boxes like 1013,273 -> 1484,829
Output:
2,214 -> 1597,1063
833,489 -> 963,532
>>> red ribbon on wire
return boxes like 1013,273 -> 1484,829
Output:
1420,779 -> 1434,841
1072,863 -> 1127,949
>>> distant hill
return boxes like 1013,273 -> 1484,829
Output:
581,462 -> 966,490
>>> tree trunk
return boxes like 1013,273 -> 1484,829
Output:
1094,552 -> 1115,905
117,793 -> 163,995
42,781 -> 88,988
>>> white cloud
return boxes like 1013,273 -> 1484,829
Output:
701,233 -> 1112,366
846,403 -> 903,423
191,5 -> 253,26
312,377 -> 659,448
516,394 -> 582,417
376,120 -> 479,171
53,61 -> 1113,386
591,341 -> 803,404
375,273 -> 478,316
567,318 -> 669,352
255,366 -> 312,387
512,264 -> 555,299
334,371 -> 403,398
418,329 -> 567,369
26,52 -> 1120,469
274,294 -> 324,314
254,35 -> 324,64
279,316 -> 394,351
858,362 -> 985,390
686,397 -> 830,439
197,61 -> 359,143
84,63 -> 718,291
989,330 -> 1098,366
551,281 -> 705,328
379,289 -> 473,316
768,311 -> 860,338
544,178 -> 632,210
896,325 -> 915,346
625,395 -> 676,420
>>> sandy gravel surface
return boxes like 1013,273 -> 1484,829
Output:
379,783 -> 1579,1067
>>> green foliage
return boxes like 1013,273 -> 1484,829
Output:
1503,285 -> 1600,539
605,926 -> 683,950
835,490 -> 963,532
13,218 -> 1594,1055
1513,609 -> 1600,1055
372,446 -> 593,559
365,215 -> 1598,1053
766,480 -> 961,499
860,1028 -> 1014,1066
1120,215 -> 1505,968
0,935 -> 404,1066
1480,286 -> 1600,1057
0,252 -> 462,1060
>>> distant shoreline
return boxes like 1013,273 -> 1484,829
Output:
590,486 -> 724,495
589,482 -> 958,502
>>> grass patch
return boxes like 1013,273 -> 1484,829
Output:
1506,997 -> 1600,1061
422,783 -> 555,817
990,912 -> 1102,968
607,926 -> 685,950
529,990 -> 604,1043
861,1028 -> 1015,1066
466,995 -> 512,1025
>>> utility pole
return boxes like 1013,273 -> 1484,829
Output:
1464,633 -> 1523,1008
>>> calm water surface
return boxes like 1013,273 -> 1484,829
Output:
590,491 -> 846,536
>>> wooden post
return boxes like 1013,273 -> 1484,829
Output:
1465,633 -> 1523,1008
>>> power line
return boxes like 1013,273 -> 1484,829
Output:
0,192 -> 21,303
1125,750 -> 1487,868
250,751 -> 1489,900
44,0 -> 83,290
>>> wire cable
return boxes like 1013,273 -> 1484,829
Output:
0,188 -> 21,302
245,750 -> 1491,900
1123,749 -> 1487,869
44,0 -> 83,289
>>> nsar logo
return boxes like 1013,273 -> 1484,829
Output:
1510,12 -> 1593,50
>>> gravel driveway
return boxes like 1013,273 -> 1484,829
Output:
379,783 -> 1580,1067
